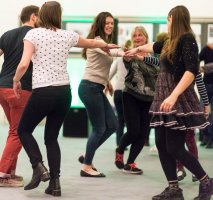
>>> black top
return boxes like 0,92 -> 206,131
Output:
0,26 -> 33,91
199,45 -> 213,84
153,33 -> 199,82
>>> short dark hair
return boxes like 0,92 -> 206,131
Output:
20,5 -> 39,24
37,1 -> 62,31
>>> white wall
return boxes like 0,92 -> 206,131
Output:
1,0 -> 213,36
0,0 -> 212,60
0,0 -> 212,123
62,0 -> 213,18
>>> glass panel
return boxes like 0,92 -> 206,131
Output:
66,23 -> 92,53
207,24 -> 213,44
159,24 -> 167,33
191,24 -> 202,51
67,57 -> 86,108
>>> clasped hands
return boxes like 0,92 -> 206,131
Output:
123,47 -> 144,62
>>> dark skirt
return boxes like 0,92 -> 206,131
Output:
149,72 -> 209,130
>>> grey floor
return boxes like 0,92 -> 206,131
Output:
0,124 -> 212,200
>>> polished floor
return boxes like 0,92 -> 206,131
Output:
0,124 -> 212,200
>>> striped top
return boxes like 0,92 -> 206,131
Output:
144,56 -> 209,106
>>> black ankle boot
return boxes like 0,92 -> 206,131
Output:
152,187 -> 184,200
24,162 -> 50,190
45,178 -> 61,196
194,178 -> 213,200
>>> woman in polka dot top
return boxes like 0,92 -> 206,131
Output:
13,1 -> 118,196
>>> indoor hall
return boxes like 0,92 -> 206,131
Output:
0,0 -> 213,200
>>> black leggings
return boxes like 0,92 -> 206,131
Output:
155,127 -> 206,181
118,92 -> 151,164
18,85 -> 71,179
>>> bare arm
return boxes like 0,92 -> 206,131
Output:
125,43 -> 154,57
13,40 -> 34,98
75,36 -> 118,49
160,71 -> 195,112
0,49 -> 3,56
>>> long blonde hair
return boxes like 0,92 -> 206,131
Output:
160,5 -> 193,63
131,26 -> 149,47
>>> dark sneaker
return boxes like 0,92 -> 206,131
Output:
192,174 -> 198,182
114,148 -> 124,169
177,169 -> 187,181
123,163 -> 143,174
152,187 -> 184,200
194,178 -> 213,200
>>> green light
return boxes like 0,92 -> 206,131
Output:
62,16 -> 93,23
140,17 -> 167,24
62,16 -> 167,24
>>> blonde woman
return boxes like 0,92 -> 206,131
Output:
115,26 -> 159,174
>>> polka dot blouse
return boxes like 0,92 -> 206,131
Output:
24,28 -> 79,89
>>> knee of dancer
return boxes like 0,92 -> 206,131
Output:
17,126 -> 32,139
44,137 -> 59,146
93,126 -> 107,134
104,121 -> 118,134
110,124 -> 118,134
167,146 -> 185,159
17,127 -> 24,137
110,120 -> 118,132
128,131 -> 143,142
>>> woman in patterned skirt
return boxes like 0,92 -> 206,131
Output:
125,5 -> 213,200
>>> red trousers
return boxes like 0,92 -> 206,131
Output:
176,129 -> 198,170
0,88 -> 31,177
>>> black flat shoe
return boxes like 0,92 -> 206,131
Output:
80,170 -> 106,178
78,155 -> 97,171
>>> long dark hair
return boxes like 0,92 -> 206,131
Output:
82,12 -> 114,59
37,1 -> 62,31
160,5 -> 193,63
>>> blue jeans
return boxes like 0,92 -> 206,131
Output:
78,80 -> 117,165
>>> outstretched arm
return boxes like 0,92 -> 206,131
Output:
143,56 -> 160,66
125,43 -> 154,57
75,36 -> 119,50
